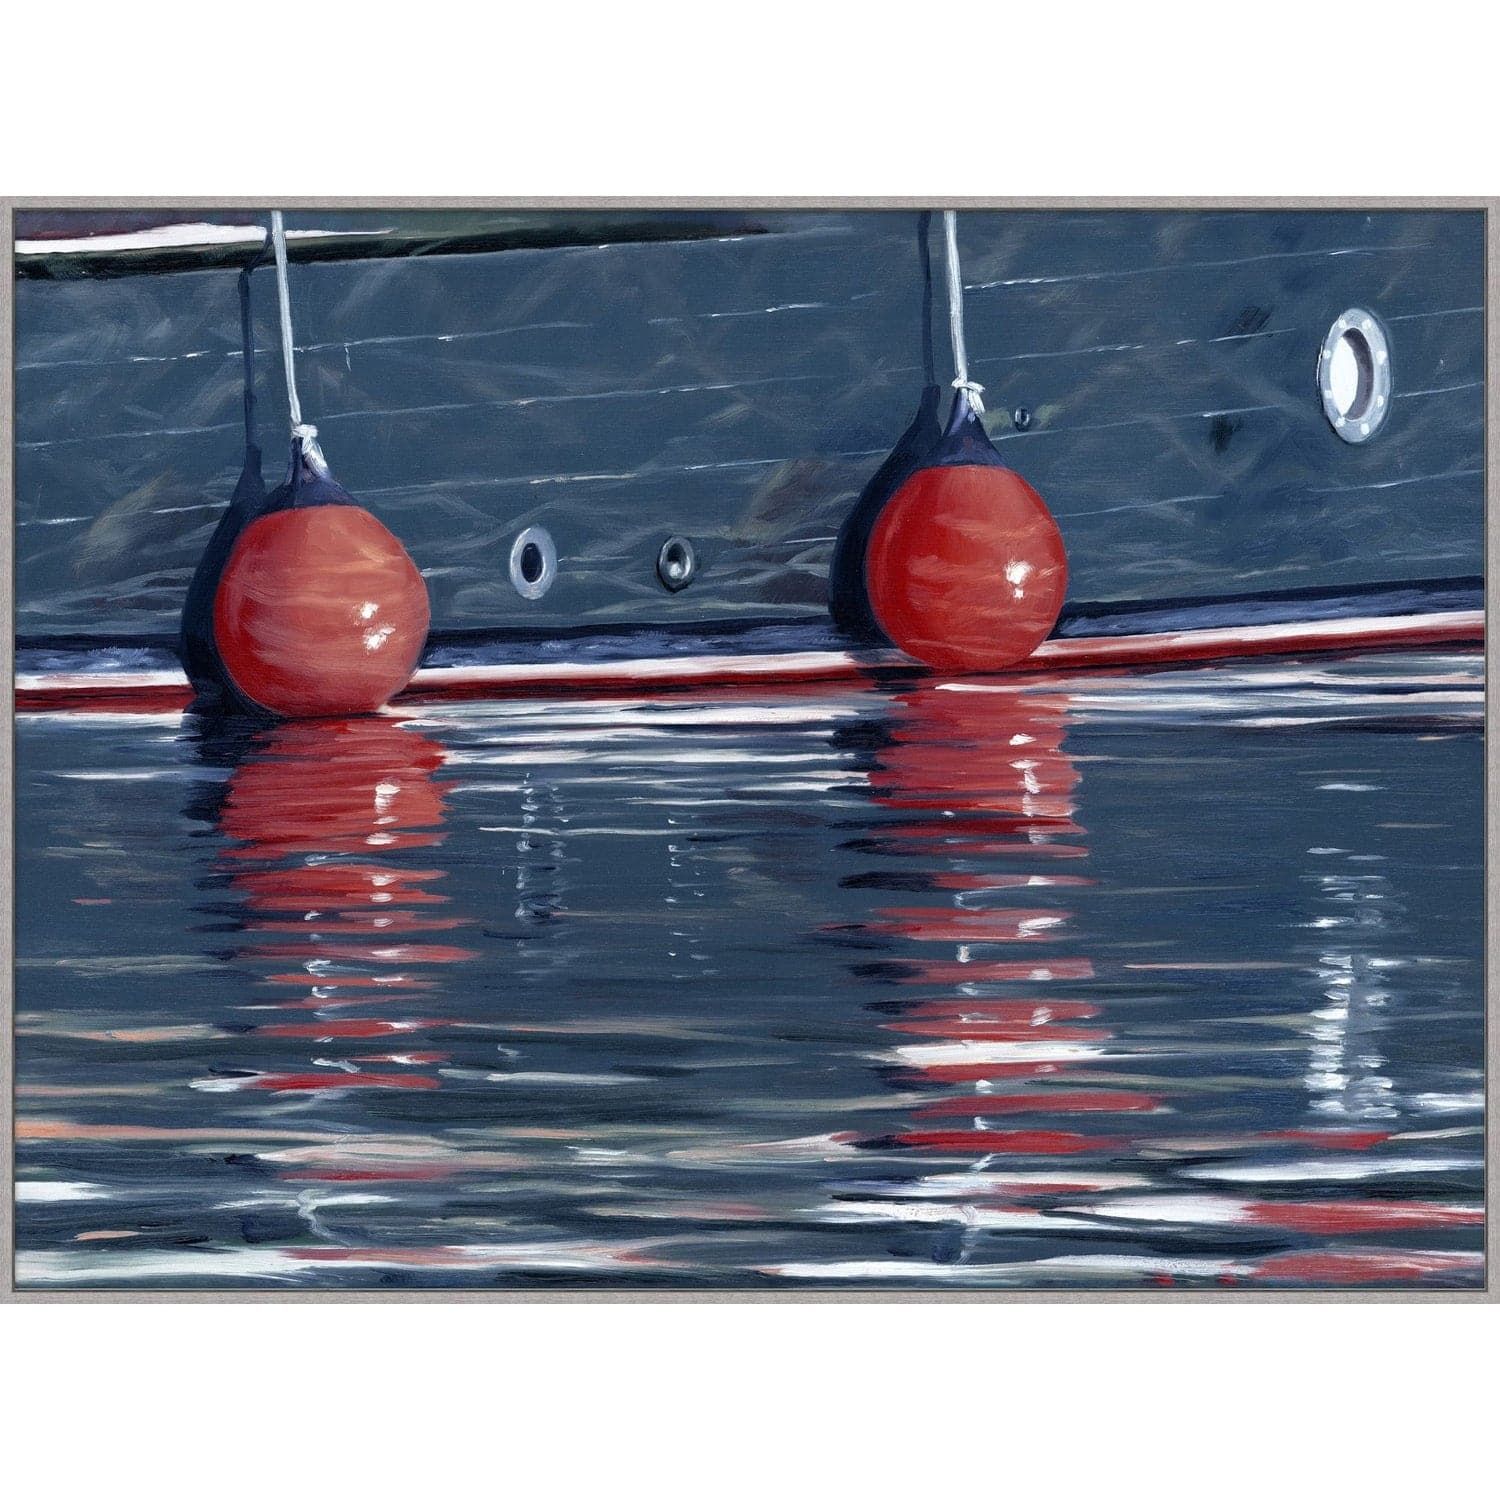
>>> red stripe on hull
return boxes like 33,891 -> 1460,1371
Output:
15,609 -> 1483,715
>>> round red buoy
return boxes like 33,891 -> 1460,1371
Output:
214,501 -> 430,719
863,399 -> 1067,673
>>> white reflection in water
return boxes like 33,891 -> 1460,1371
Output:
1303,862 -> 1398,1120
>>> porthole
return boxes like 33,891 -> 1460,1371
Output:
1318,308 -> 1391,443
656,535 -> 697,592
508,525 -> 557,600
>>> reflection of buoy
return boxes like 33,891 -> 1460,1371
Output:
214,453 -> 429,718
218,714 -> 449,859
870,681 -> 1080,826
199,212 -> 429,719
851,211 -> 1067,674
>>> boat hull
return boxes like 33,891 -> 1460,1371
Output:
13,208 -> 1486,661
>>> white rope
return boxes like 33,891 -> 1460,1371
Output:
942,209 -> 985,414
269,211 -> 327,472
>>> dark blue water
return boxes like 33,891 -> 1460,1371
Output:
13,651 -> 1485,1289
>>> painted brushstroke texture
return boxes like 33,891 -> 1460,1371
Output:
13,210 -> 1484,641
13,651 -> 1484,1289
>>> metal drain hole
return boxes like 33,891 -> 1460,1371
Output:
656,536 -> 697,592
509,526 -> 557,600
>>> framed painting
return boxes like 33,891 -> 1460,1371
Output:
4,200 -> 1492,1298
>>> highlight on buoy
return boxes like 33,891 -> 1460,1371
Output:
182,211 -> 430,719
852,212 -> 1068,674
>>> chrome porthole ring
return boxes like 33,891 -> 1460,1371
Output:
656,535 -> 697,592
1318,308 -> 1392,444
509,525 -> 557,600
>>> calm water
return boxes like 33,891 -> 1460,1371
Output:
13,651 -> 1486,1290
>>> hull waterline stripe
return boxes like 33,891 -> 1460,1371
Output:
13,608 -> 1485,715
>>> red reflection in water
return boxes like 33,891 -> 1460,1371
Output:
1248,1250 -> 1484,1285
867,686 -> 1080,817
861,908 -> 1070,943
1245,1201 -> 1484,1234
892,1130 -> 1111,1155
241,1073 -> 440,1093
232,864 -> 450,908
209,713 -> 470,1095
853,683 -> 1125,1161
1258,1128 -> 1393,1150
257,1019 -> 448,1038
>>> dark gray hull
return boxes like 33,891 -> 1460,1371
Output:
14,209 -> 1485,649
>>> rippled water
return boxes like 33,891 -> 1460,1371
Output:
13,651 -> 1485,1289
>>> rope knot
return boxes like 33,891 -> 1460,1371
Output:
291,422 -> 329,475
951,377 -> 986,415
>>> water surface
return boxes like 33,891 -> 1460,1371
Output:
14,651 -> 1485,1289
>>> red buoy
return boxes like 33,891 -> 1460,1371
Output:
214,500 -> 430,719
846,212 -> 1069,675
865,459 -> 1067,673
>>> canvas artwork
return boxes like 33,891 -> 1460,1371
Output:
8,205 -> 1486,1294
